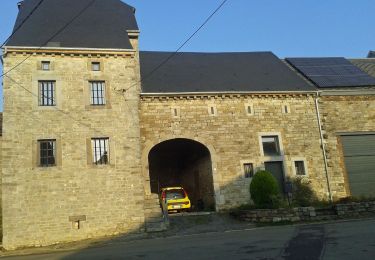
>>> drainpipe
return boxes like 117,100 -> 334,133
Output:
314,92 -> 333,203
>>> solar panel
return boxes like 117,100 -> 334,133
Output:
286,57 -> 375,88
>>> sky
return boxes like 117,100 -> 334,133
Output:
0,0 -> 375,110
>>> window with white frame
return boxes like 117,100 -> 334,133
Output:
294,160 -> 306,176
92,138 -> 109,165
38,139 -> 56,167
38,81 -> 56,106
261,136 -> 281,156
243,163 -> 254,178
90,81 -> 106,105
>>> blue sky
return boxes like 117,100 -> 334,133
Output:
1,0 -> 375,110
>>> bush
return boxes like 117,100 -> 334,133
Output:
250,170 -> 280,208
291,178 -> 317,207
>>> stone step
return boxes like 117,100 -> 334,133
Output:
146,216 -> 165,223
144,194 -> 169,233
144,203 -> 160,209
145,194 -> 160,200
146,221 -> 168,232
145,210 -> 164,219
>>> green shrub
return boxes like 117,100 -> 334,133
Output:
250,170 -> 280,208
291,178 -> 317,207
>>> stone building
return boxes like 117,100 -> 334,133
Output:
2,0 -> 145,249
1,0 -> 374,250
286,58 -> 375,199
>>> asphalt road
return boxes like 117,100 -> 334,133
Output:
2,218 -> 375,260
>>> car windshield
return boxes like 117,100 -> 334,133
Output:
165,189 -> 185,200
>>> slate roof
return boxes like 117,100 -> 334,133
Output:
350,59 -> 375,78
367,51 -> 375,58
6,0 -> 138,49
139,51 -> 316,93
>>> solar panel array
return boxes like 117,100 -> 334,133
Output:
286,57 -> 375,88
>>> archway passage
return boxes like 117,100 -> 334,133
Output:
148,138 -> 215,211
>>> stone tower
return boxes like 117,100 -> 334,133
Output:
2,0 -> 144,249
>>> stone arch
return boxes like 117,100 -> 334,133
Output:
141,136 -> 221,211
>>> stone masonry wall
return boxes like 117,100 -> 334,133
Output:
2,51 -> 143,249
319,95 -> 375,199
140,94 -> 328,210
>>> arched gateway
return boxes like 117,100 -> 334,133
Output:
146,138 -> 216,211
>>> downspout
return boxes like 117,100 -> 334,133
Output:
314,92 -> 333,203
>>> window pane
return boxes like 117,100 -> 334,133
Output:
39,139 -> 56,167
39,81 -> 56,106
92,62 -> 100,71
295,161 -> 306,176
262,136 -> 280,156
92,138 -> 109,165
244,163 -> 254,178
47,157 -> 56,165
42,61 -> 50,70
90,82 -> 106,105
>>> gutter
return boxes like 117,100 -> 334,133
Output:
141,90 -> 317,96
320,89 -> 375,96
4,46 -> 135,53
314,91 -> 333,203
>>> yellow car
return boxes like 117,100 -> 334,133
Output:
160,187 -> 191,212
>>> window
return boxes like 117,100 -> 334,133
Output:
243,163 -> 254,178
171,107 -> 180,118
282,104 -> 290,114
92,138 -> 109,165
39,81 -> 56,106
247,105 -> 252,114
90,81 -> 106,105
261,136 -> 281,156
208,105 -> 217,116
41,61 -> 50,71
91,62 -> 100,71
39,139 -> 56,167
294,161 -> 306,176
245,104 -> 254,115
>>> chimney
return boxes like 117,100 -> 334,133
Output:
17,1 -> 24,10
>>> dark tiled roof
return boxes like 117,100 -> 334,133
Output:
367,51 -> 375,58
140,51 -> 316,93
351,59 -> 375,78
6,0 -> 138,49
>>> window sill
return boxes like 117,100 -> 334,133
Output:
85,104 -> 112,110
88,164 -> 114,169
33,166 -> 62,171
261,155 -> 284,162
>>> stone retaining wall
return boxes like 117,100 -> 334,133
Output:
335,201 -> 375,216
232,207 -> 316,223
233,201 -> 375,223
